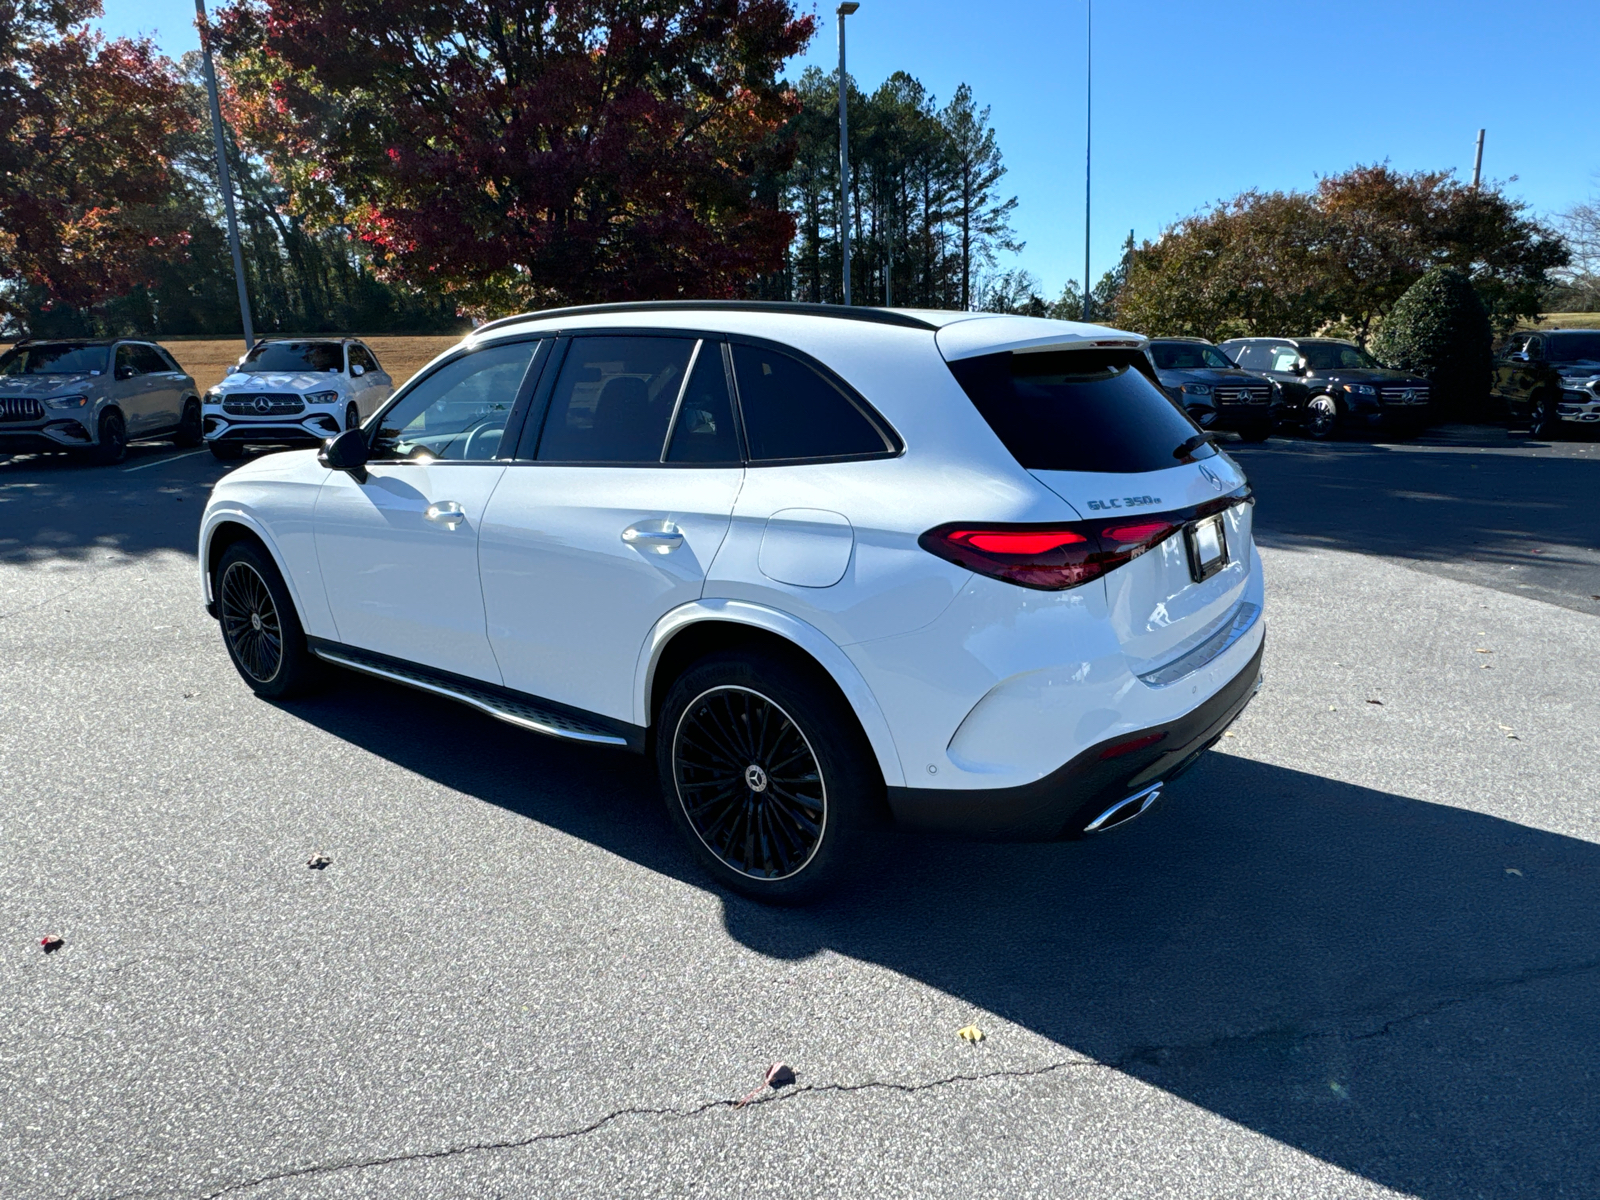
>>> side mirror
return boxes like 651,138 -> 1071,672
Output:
350,363 -> 365,377
225,364 -> 238,374
114,365 -> 135,381
318,427 -> 369,483
1293,360 -> 1309,375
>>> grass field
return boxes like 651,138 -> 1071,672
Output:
1520,312 -> 1600,330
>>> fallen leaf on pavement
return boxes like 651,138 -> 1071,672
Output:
40,935 -> 63,953
735,1062 -> 797,1107
1475,648 -> 1492,654
1505,868 -> 1523,877
958,1024 -> 985,1043
1223,731 -> 1236,738
1367,699 -> 1383,705
307,853 -> 332,870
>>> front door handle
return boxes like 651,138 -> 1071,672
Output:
622,521 -> 683,554
425,501 -> 466,529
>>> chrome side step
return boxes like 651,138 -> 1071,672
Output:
313,649 -> 630,748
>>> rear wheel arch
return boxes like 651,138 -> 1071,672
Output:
642,611 -> 904,791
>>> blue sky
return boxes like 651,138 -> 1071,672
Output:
101,0 -> 1600,301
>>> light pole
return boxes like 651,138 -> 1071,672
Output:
1472,128 -> 1485,190
1082,0 -> 1092,322
837,3 -> 858,306
195,0 -> 255,350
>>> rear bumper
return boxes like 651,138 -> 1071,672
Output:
885,635 -> 1265,841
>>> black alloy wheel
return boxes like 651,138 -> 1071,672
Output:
1304,394 -> 1340,440
174,399 -> 204,447
90,409 -> 127,465
214,540 -> 321,698
673,686 -> 827,882
1528,392 -> 1560,440
657,650 -> 877,902
220,560 -> 283,684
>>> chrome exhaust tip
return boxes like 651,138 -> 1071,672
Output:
1083,782 -> 1164,834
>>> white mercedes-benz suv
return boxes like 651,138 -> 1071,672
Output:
200,302 -> 1264,901
203,337 -> 392,460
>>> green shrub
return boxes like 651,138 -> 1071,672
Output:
1371,267 -> 1493,417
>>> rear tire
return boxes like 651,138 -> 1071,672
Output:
89,410 -> 128,465
209,440 -> 244,461
1303,394 -> 1340,440
656,650 -> 877,904
174,399 -> 203,447
215,540 -> 322,699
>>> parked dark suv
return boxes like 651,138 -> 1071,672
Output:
1219,337 -> 1432,440
1143,337 -> 1278,441
1492,329 -> 1600,438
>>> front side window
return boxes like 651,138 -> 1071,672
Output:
1300,342 -> 1381,371
131,344 -> 171,374
372,340 -> 540,461
114,345 -> 141,378
731,343 -> 893,462
947,348 -> 1212,474
1267,346 -> 1301,372
240,340 -> 343,374
348,344 -> 379,373
0,342 -> 109,375
533,336 -> 695,463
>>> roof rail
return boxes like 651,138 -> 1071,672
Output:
472,300 -> 941,337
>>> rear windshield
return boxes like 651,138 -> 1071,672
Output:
947,349 -> 1212,474
0,343 -> 108,375
240,341 -> 343,373
1545,332 -> 1600,362
1148,341 -> 1234,371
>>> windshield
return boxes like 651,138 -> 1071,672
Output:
1149,342 -> 1235,371
1300,342 -> 1381,371
947,349 -> 1213,474
240,341 -> 343,374
0,343 -> 108,375
1545,333 -> 1600,363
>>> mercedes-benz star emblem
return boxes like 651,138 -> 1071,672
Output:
1199,463 -> 1225,491
253,395 -> 272,413
744,764 -> 769,793
1402,389 -> 1415,403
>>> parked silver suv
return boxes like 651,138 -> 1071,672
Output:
0,339 -> 202,464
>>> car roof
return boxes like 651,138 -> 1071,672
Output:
1147,336 -> 1214,344
472,300 -> 1145,362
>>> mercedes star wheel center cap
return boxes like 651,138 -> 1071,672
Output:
250,612 -> 262,631
744,764 -> 769,793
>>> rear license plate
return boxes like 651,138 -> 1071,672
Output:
1185,514 -> 1229,583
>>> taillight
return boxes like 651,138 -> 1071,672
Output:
919,518 -> 1181,590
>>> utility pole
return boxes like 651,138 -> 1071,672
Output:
1472,128 -> 1485,190
195,0 -> 254,350
837,3 -> 858,306
1082,0 -> 1092,322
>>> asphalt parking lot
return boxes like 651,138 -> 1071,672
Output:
3,425 -> 1599,1199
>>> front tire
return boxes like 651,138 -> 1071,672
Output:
89,410 -> 128,465
345,403 -> 360,432
1528,391 -> 1561,439
656,650 -> 877,903
1304,394 -> 1340,440
215,540 -> 321,699
174,399 -> 203,447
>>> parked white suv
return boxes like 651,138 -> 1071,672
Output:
200,303 -> 1264,900
203,337 -> 392,460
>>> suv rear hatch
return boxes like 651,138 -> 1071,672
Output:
941,342 -> 1256,677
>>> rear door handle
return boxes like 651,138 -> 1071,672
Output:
622,521 -> 683,554
425,501 -> 466,529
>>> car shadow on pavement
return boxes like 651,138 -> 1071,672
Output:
285,673 -> 1600,1200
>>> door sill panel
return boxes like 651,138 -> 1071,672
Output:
308,638 -> 641,750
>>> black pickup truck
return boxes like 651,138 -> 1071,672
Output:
1492,329 -> 1600,437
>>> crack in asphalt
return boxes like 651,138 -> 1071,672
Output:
178,955 -> 1600,1198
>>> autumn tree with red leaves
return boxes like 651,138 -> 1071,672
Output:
216,0 -> 815,316
0,0 -> 196,332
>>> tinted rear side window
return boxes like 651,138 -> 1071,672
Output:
947,350 -> 1208,474
731,343 -> 894,462
536,336 -> 694,463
